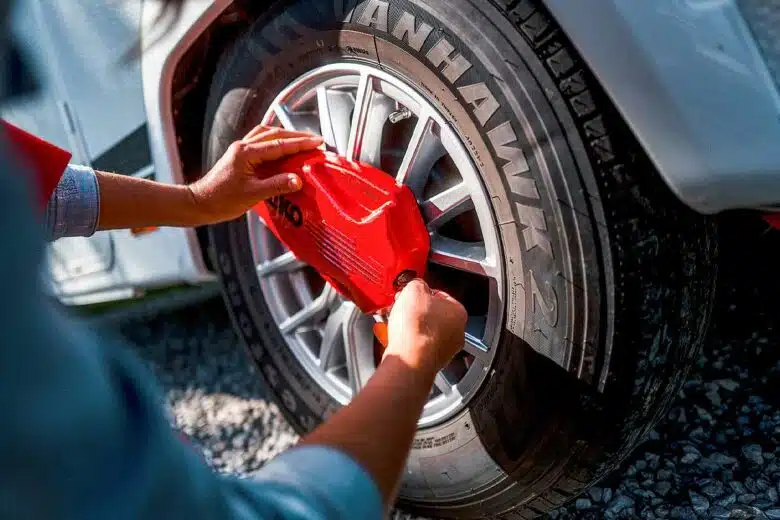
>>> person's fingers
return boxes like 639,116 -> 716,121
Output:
246,126 -> 319,144
243,124 -> 274,141
251,173 -> 303,197
245,136 -> 324,163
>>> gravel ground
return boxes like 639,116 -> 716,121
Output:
107,214 -> 779,519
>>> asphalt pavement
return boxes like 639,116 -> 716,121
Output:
102,212 -> 780,520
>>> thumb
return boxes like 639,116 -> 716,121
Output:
251,173 -> 303,198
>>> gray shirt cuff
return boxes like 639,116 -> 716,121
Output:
44,164 -> 100,241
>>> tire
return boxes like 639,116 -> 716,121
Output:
203,0 -> 718,517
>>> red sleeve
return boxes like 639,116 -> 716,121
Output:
2,120 -> 72,210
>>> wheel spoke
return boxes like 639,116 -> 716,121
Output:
434,372 -> 454,396
256,251 -> 306,278
429,234 -> 498,278
396,112 -> 446,199
345,74 -> 396,167
272,104 -> 319,134
346,73 -> 373,161
280,285 -> 337,335
463,333 -> 490,360
420,182 -> 474,229
319,302 -> 350,369
316,87 -> 353,155
342,304 -> 376,397
273,105 -> 295,130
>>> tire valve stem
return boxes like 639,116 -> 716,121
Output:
388,107 -> 413,124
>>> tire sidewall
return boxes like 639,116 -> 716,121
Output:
205,0 -> 606,512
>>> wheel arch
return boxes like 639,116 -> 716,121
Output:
538,0 -> 780,214
139,0 -> 270,272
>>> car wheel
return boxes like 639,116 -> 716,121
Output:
203,0 -> 718,517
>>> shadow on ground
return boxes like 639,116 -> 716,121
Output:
550,214 -> 780,520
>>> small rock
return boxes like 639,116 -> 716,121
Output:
731,482 -> 748,495
670,505 -> 696,520
716,494 -> 737,507
689,491 -> 710,515
743,444 -> 765,466
575,498 -> 591,510
658,469 -> 673,481
754,499 -> 774,509
730,505 -> 768,520
656,481 -> 673,497
647,430 -> 661,441
681,453 -> 700,464
710,505 -> 730,519
768,487 -> 778,503
716,379 -> 740,391
690,426 -> 708,442
738,493 -> 756,504
702,481 -> 725,498
606,495 -> 634,516
633,489 -> 655,499
588,487 -> 603,502
645,453 -> 660,466
603,488 -> 613,504
656,504 -> 671,518
729,506 -> 761,520
695,406 -> 713,422
683,444 -> 701,455
706,389 -> 722,407
710,453 -> 739,467
767,509 -> 780,520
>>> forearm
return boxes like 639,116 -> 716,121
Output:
95,171 -> 202,230
299,352 -> 437,507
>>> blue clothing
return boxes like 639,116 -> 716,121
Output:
0,157 -> 383,517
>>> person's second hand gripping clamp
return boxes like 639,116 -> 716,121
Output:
253,149 -> 431,348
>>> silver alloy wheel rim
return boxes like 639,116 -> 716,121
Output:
248,63 -> 504,427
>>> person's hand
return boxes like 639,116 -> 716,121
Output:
187,125 -> 324,225
383,279 -> 467,376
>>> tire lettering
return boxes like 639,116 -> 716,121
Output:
458,82 -> 499,127
412,432 -> 457,450
515,202 -> 553,257
426,37 -> 472,84
512,175 -> 541,200
530,271 -> 558,327
486,121 -> 530,177
391,11 -> 433,52
356,0 -> 389,32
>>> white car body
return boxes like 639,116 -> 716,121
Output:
5,0 -> 780,305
